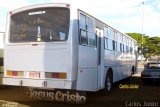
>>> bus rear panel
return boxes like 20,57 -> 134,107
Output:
3,3 -> 76,90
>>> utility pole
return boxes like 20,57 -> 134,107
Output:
141,2 -> 144,62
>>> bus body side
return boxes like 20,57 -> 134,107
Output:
76,10 -> 138,92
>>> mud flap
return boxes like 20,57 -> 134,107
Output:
27,88 -> 86,104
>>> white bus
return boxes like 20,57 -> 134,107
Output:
0,32 -> 4,85
3,3 -> 137,100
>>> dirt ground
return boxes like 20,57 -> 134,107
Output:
0,75 -> 160,107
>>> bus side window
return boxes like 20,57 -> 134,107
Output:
87,17 -> 96,46
79,13 -> 96,47
123,44 -> 125,52
113,41 -> 117,50
80,29 -> 88,44
88,32 -> 96,46
79,14 -> 86,30
79,13 -> 88,45
108,39 -> 113,50
104,38 -> 108,49
117,42 -> 121,51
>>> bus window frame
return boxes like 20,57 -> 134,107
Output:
79,12 -> 97,47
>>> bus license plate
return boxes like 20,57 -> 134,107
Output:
29,72 -> 40,78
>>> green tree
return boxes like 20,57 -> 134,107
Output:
126,33 -> 160,60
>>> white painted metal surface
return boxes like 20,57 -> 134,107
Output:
3,3 -> 137,92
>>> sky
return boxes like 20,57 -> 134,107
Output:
0,0 -> 160,37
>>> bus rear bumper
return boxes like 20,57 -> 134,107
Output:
3,77 -> 76,89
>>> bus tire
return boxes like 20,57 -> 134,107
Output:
103,71 -> 113,94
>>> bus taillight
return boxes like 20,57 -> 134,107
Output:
45,72 -> 67,79
6,70 -> 23,77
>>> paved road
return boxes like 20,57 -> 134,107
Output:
0,68 -> 160,107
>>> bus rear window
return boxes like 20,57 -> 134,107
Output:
10,8 -> 70,43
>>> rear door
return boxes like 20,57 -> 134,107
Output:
77,12 -> 98,91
